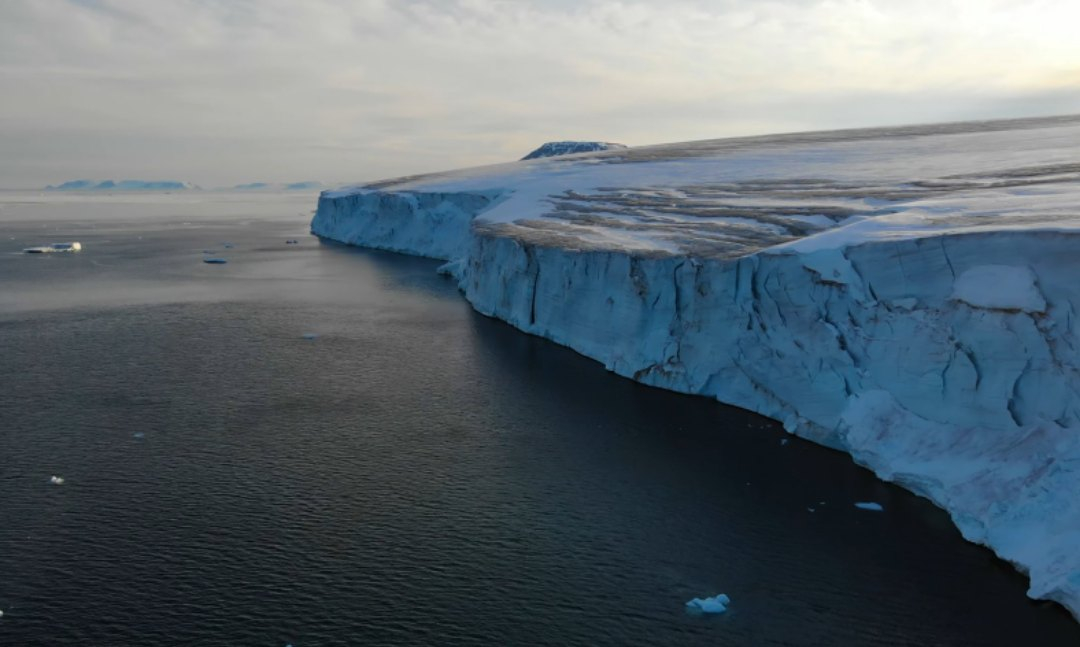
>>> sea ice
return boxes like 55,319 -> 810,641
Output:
686,594 -> 731,614
301,333 -> 319,340
854,502 -> 884,511
50,475 -> 64,485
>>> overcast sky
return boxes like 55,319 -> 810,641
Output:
2,0 -> 1078,188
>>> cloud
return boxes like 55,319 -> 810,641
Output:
1,0 -> 1078,187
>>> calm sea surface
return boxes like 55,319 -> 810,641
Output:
1,191 -> 1077,646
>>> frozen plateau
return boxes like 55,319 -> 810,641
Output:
312,116 -> 1080,620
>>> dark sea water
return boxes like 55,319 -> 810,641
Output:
1,192 -> 1077,646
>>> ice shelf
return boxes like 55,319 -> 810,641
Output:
312,114 -> 1080,620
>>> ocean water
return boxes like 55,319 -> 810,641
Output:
0,191 -> 1077,646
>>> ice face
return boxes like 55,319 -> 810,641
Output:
310,114 -> 1080,620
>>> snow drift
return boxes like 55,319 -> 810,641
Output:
312,114 -> 1080,620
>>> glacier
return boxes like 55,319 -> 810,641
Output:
312,114 -> 1080,620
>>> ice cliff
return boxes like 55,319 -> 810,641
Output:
312,114 -> 1080,619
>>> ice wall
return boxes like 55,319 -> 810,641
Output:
454,227 -> 1080,615
311,189 -> 503,260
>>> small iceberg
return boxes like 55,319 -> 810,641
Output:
301,333 -> 319,340
50,475 -> 65,485
685,593 -> 730,614
24,241 -> 82,254
203,258 -> 228,264
133,432 -> 145,439
854,502 -> 884,511
222,242 -> 234,249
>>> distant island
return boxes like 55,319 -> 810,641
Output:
45,180 -> 195,191
520,141 -> 627,160
232,181 -> 324,191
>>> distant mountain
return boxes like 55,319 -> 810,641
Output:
46,180 -> 195,191
520,141 -> 627,160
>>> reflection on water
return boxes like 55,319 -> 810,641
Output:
0,193 -> 1077,646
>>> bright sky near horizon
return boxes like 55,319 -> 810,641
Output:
2,0 -> 1079,188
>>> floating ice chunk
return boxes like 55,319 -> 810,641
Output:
301,333 -> 319,340
24,241 -> 81,254
50,475 -> 65,485
285,239 -> 299,244
807,507 -> 816,512
222,242 -> 234,249
854,502 -> 884,511
203,258 -> 228,264
686,593 -> 730,614
133,432 -> 145,439
780,438 -> 789,446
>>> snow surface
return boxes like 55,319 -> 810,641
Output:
312,114 -> 1080,620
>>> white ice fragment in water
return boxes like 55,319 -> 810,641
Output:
133,432 -> 145,439
301,333 -> 319,340
203,258 -> 228,264
50,475 -> 65,485
807,507 -> 816,513
686,593 -> 731,614
780,438 -> 789,446
222,242 -> 234,249
24,241 -> 82,254
854,502 -> 883,511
